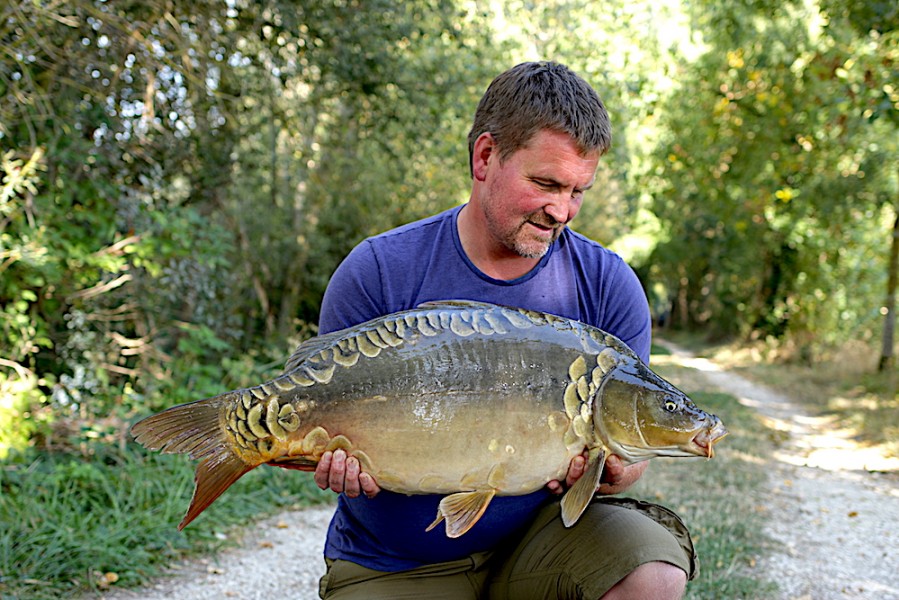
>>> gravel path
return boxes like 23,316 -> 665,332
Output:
99,343 -> 899,600
656,341 -> 899,600
100,507 -> 333,600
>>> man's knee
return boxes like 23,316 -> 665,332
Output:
600,561 -> 687,600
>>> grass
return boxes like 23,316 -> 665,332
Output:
0,444 -> 331,599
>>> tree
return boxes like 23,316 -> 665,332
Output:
0,0 -> 507,454
644,0 -> 898,366
816,0 -> 899,370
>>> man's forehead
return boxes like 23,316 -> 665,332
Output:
525,154 -> 599,188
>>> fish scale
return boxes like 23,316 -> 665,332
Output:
131,300 -> 727,537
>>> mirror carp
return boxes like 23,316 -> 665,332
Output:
131,300 -> 727,538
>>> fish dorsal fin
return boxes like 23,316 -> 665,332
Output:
426,489 -> 496,538
560,448 -> 607,527
415,299 -> 499,311
283,328 -> 352,373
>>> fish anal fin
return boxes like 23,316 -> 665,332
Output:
266,456 -> 318,471
269,440 -> 371,473
560,448 -> 606,528
179,449 -> 253,530
426,490 -> 496,538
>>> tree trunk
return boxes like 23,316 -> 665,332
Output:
878,205 -> 899,372
277,109 -> 319,339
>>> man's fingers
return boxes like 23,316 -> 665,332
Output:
565,454 -> 587,488
359,472 -> 381,498
546,453 -> 588,495
546,480 -> 564,495
314,451 -> 333,490
314,448 -> 380,498
601,454 -> 624,485
328,449 -> 348,492
343,456 -> 361,498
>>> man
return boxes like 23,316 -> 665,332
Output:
314,61 -> 697,599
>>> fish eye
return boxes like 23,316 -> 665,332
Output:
663,399 -> 679,412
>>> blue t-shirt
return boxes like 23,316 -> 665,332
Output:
318,204 -> 651,571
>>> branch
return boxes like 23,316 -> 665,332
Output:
0,357 -> 35,381
67,274 -> 133,301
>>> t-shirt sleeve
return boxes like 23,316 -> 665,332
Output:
319,240 -> 386,335
603,259 -> 652,363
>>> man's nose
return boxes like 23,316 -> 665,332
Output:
544,196 -> 575,225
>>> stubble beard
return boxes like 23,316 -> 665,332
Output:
485,206 -> 563,259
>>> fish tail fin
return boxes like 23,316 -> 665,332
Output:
130,393 -> 254,529
179,451 -> 252,530
131,393 -> 232,459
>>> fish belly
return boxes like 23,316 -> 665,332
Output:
303,390 -> 576,496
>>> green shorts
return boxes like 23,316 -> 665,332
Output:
319,496 -> 698,599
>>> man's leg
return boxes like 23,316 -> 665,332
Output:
487,497 -> 697,600
319,553 -> 491,600
602,561 -> 687,599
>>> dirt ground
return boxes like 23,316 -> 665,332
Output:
98,343 -> 899,600
656,341 -> 899,600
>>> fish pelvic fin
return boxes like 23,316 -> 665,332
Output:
426,490 -> 496,539
560,448 -> 607,527
130,393 -> 255,529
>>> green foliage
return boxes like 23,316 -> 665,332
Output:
1,0 -> 501,453
643,0 -> 898,360
0,445 -> 330,598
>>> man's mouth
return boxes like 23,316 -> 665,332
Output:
527,220 -> 558,234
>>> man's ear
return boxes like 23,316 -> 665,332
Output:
471,132 -> 497,182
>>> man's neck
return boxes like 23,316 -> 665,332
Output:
457,203 -> 541,281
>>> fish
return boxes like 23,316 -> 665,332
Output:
131,300 -> 727,538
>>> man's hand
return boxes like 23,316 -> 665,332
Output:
598,455 -> 647,495
313,449 -> 381,498
546,453 -> 587,495
546,452 -> 648,496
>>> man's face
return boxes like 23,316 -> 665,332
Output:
480,129 -> 599,259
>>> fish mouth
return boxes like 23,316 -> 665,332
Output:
691,420 -> 729,458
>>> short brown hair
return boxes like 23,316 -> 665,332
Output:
467,62 -> 611,176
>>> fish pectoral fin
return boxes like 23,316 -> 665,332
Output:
560,448 -> 607,528
425,490 -> 496,539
